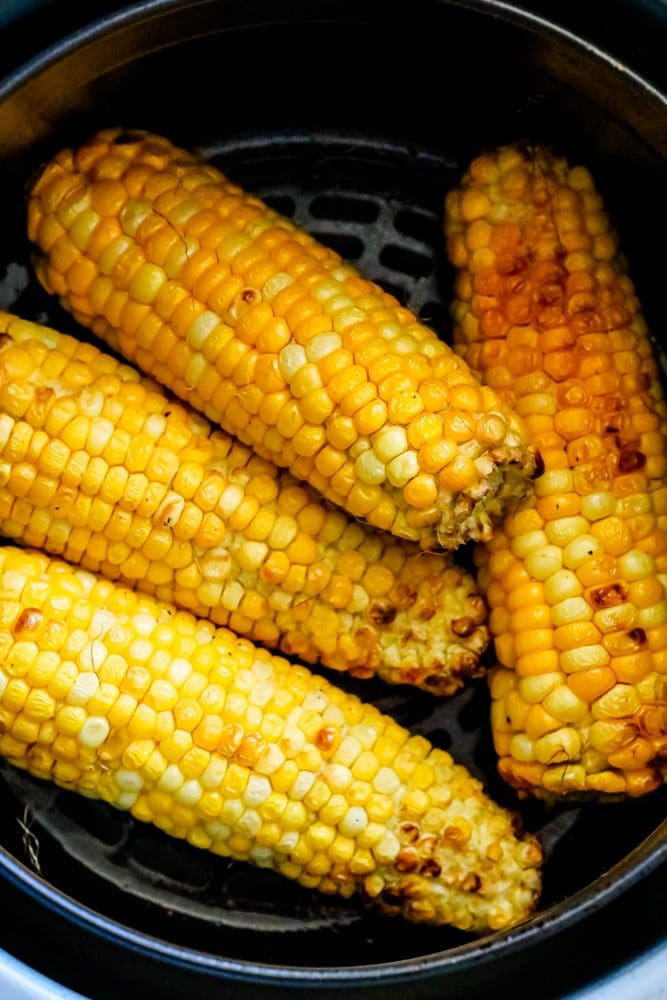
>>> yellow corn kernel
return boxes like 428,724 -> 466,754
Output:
447,142 -> 667,796
0,312 -> 490,696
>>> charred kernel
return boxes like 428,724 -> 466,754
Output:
446,142 -> 667,798
13,608 -> 44,635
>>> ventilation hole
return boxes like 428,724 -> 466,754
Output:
419,301 -> 449,333
394,209 -> 441,245
423,727 -> 452,751
311,232 -> 364,260
380,244 -> 433,279
309,194 -> 380,223
56,792 -> 127,847
263,194 -> 296,217
129,833 -> 212,890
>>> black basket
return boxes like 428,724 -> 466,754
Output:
0,2 -> 664,997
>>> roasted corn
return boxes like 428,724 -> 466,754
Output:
27,128 -> 533,550
0,546 -> 542,930
0,311 -> 488,695
446,145 -> 667,796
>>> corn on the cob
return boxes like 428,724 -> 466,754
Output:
27,128 -> 533,551
0,311 -> 488,695
445,145 -> 667,797
0,546 -> 542,929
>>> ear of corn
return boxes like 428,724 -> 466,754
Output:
445,145 -> 667,797
0,311 -> 488,695
0,546 -> 542,930
27,128 -> 533,551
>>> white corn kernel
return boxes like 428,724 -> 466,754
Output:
117,791 -> 139,810
545,516 -> 590,547
306,333 -> 342,362
244,775 -> 272,807
373,426 -> 408,463
525,545 -> 563,581
325,764 -> 352,791
551,596 -> 593,627
79,640 -> 109,672
386,450 -> 420,488
221,580 -> 244,611
87,417 -> 114,456
167,658 -> 192,687
237,541 -> 267,572
187,311 -> 219,350
580,492 -> 616,521
289,772 -> 315,801
219,485 -> 244,517
373,831 -> 400,864
67,671 -> 100,706
79,388 -> 104,418
176,780 -> 203,806
185,353 -> 207,390
544,569 -> 583,604
238,809 -> 262,837
279,344 -> 307,381
249,681 -> 273,708
511,530 -> 549,560
619,549 -> 655,581
158,764 -> 184,792
115,768 -> 144,793
340,807 -> 368,837
144,414 -> 167,440
355,450 -> 386,485
201,757 -> 228,788
311,277 -> 343,303
562,535 -> 601,569
255,745 -> 286,776
78,716 -> 110,749
373,767 -> 400,795
509,734 -> 535,762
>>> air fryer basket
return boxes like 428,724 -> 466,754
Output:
0,1 -> 664,996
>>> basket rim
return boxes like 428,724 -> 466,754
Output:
0,0 -> 665,985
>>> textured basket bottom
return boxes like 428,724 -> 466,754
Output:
0,129 -> 664,967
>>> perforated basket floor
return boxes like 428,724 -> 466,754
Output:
0,129 -> 664,968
